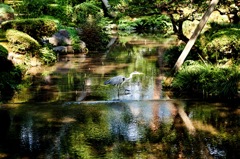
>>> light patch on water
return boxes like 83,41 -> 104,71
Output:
207,144 -> 226,158
47,117 -> 76,123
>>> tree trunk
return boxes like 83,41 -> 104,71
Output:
172,0 -> 220,73
169,14 -> 189,43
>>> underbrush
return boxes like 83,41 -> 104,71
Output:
170,61 -> 240,99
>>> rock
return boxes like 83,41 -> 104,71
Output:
46,29 -> 87,54
53,46 -> 68,54
48,29 -> 72,46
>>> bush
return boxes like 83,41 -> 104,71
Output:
15,0 -> 73,24
0,46 -> 22,101
163,44 -> 199,68
39,47 -> 57,64
46,4 -> 73,25
0,45 -> 8,58
14,0 -> 51,18
1,18 -> 57,40
73,1 -> 103,24
79,22 -> 109,51
199,23 -> 240,63
6,29 -> 40,54
0,66 -> 22,102
118,15 -> 171,33
172,62 -> 240,99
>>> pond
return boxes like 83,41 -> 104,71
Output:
0,34 -> 240,159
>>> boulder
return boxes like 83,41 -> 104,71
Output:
46,29 -> 87,54
48,29 -> 71,46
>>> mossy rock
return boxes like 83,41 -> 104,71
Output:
0,4 -> 14,24
1,18 -> 57,40
6,29 -> 40,54
0,45 -> 8,58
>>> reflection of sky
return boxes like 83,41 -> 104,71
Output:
108,101 -> 172,141
20,117 -> 40,151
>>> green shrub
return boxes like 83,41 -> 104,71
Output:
73,1 -> 103,24
1,18 -> 57,40
163,44 -> 199,68
0,66 -> 22,102
199,23 -> 240,63
39,47 -> 57,64
0,45 -> 8,58
118,15 -> 171,32
172,62 -> 240,98
79,22 -> 109,51
15,0 -> 73,24
0,46 -> 22,101
14,0 -> 50,18
46,4 -> 73,24
6,29 -> 40,54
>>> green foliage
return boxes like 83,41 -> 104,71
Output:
15,0 -> 51,18
0,3 -> 14,15
0,55 -> 22,101
6,29 -> 40,54
46,4 -> 73,24
79,21 -> 109,51
69,105 -> 113,158
163,44 -> 199,68
62,26 -> 81,51
0,45 -> 8,58
73,1 -> 103,24
1,18 -> 57,40
39,47 -> 57,64
15,0 -> 74,24
118,15 -> 171,33
199,23 -> 240,63
172,62 -> 240,98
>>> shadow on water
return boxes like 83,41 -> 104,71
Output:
0,34 -> 240,158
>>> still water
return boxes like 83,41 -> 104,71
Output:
0,34 -> 240,158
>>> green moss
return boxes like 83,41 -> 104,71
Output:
6,29 -> 40,54
1,18 -> 57,40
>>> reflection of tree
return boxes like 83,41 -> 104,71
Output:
2,101 -> 239,158
170,102 -> 215,158
68,105 -> 113,158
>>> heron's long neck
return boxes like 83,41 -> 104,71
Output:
128,73 -> 134,80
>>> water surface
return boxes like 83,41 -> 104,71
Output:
0,34 -> 239,159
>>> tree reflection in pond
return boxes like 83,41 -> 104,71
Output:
0,101 -> 239,158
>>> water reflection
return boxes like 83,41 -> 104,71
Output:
1,101 -> 239,158
10,34 -> 169,103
